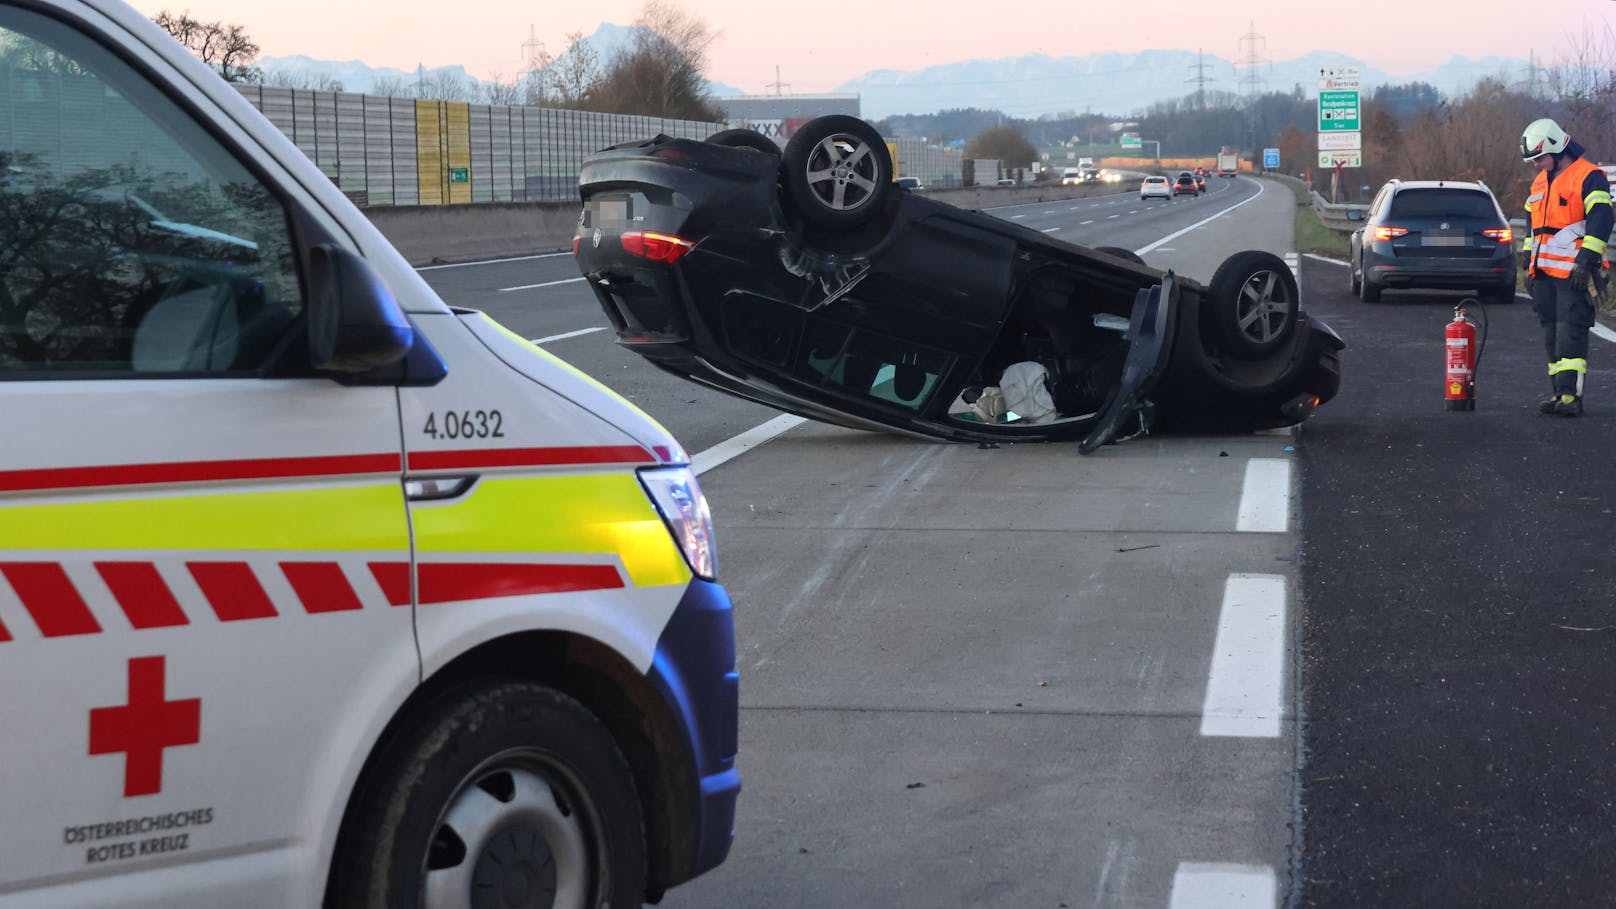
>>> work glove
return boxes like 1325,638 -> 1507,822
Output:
1568,248 -> 1603,290
1518,250 -> 1535,294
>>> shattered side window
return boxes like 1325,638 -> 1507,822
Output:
796,319 -> 950,411
0,10 -> 301,375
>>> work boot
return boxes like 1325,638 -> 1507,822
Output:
1552,394 -> 1583,417
1539,394 -> 1562,414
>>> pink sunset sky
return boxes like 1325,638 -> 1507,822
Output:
126,0 -> 1615,93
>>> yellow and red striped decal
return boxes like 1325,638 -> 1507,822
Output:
410,474 -> 690,588
0,453 -> 401,494
0,485 -> 406,552
0,556 -> 633,642
407,445 -> 654,472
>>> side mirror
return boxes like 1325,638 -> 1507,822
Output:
307,244 -> 414,373
1347,208 -> 1365,221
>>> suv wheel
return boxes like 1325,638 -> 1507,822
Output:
782,115 -> 892,228
1357,273 -> 1382,303
1207,250 -> 1300,358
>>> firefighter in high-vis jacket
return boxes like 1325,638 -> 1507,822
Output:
1519,117 -> 1613,417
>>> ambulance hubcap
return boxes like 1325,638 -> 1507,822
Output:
426,758 -> 594,909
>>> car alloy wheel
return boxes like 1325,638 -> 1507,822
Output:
1207,250 -> 1300,358
782,115 -> 893,228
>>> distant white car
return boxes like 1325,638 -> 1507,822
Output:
1140,175 -> 1172,201
895,176 -> 924,190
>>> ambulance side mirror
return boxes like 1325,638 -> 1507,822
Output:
306,244 -> 414,373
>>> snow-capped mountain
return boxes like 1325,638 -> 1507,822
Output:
837,49 -> 1529,119
255,22 -> 1525,118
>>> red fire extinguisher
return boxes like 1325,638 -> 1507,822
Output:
1445,299 -> 1486,411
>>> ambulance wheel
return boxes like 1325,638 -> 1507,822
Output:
1208,250 -> 1300,359
329,682 -> 645,909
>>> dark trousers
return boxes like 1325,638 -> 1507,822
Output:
1531,275 -> 1595,396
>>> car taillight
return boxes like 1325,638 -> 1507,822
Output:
1374,226 -> 1409,241
1483,228 -> 1513,243
621,231 -> 694,262
572,235 -> 580,256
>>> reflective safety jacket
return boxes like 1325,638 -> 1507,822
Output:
1523,144 -> 1613,279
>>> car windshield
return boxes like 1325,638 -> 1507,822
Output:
1386,188 -> 1498,221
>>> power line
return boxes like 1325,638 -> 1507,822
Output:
1236,21 -> 1270,100
1187,48 -> 1217,109
765,65 -> 790,96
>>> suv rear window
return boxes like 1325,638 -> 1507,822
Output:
1387,189 -> 1498,221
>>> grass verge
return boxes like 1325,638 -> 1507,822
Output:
1273,176 -> 1349,260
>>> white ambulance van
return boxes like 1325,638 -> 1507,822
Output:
0,1 -> 739,906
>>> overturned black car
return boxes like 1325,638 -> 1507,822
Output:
574,115 -> 1343,453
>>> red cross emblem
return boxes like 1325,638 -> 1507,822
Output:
89,656 -> 201,797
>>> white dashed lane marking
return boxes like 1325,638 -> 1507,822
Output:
1200,574 -> 1287,738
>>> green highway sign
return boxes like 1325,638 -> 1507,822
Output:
449,167 -> 470,184
1318,90 -> 1359,132
1120,135 -> 1142,149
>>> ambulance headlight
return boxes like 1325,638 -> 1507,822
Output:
638,467 -> 717,581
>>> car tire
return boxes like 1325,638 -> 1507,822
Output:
327,682 -> 646,909
1350,263 -> 1362,296
1095,246 -> 1146,266
706,128 -> 780,155
781,115 -> 892,228
1357,274 -> 1382,303
1207,250 -> 1300,358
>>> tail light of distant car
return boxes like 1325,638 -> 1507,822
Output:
1483,228 -> 1513,243
621,230 -> 695,263
1374,226 -> 1409,241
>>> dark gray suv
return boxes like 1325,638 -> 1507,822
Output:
1349,180 -> 1516,303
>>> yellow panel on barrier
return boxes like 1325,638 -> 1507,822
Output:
416,100 -> 444,206
446,102 -> 471,205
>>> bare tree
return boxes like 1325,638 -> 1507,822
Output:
153,10 -> 261,83
417,67 -> 478,102
965,125 -> 1038,167
481,73 -> 521,106
585,1 -> 724,120
369,74 -> 415,99
261,69 -> 344,93
540,33 -> 600,108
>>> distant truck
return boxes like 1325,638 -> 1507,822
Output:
1217,148 -> 1239,177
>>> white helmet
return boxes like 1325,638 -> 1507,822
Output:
1521,118 -> 1569,161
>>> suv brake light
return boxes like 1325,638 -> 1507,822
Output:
622,231 -> 694,262
1483,228 -> 1513,243
1374,226 -> 1409,241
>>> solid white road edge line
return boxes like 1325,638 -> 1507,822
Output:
1169,862 -> 1278,908
529,327 -> 606,345
1200,574 -> 1287,738
1135,179 -> 1267,256
416,251 -> 569,270
692,415 -> 807,476
500,277 -> 586,292
1237,458 -> 1291,533
1296,253 -> 1616,342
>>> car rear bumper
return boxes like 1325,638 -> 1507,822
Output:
1365,257 -> 1513,289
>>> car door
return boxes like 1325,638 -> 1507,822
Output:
0,5 -> 413,904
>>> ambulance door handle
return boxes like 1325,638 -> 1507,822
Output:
404,475 -> 477,502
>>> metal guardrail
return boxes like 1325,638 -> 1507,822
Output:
1310,191 -> 1367,232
